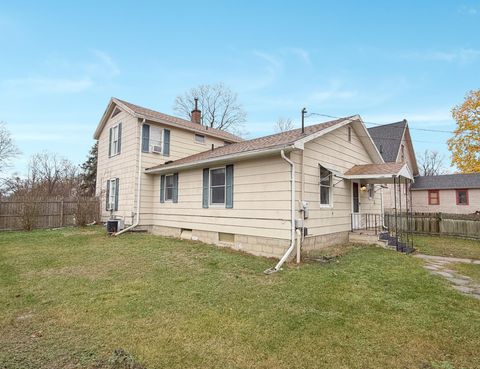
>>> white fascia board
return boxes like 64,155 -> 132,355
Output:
351,118 -> 385,164
293,115 -> 359,149
93,98 -> 137,139
145,145 -> 297,174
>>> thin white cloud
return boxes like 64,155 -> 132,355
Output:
1,49 -> 119,95
89,49 -> 120,77
308,81 -> 357,104
401,48 -> 480,63
283,47 -> 312,65
365,108 -> 454,128
458,5 -> 478,15
4,77 -> 93,93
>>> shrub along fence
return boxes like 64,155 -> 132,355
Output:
0,197 -> 100,231
384,212 -> 480,240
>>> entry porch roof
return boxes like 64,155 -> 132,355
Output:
343,162 -> 413,184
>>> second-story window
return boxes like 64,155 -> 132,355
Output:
109,123 -> 122,157
150,126 -> 163,153
142,124 -> 170,156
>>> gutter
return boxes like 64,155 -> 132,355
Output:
145,146 -> 295,174
264,149 -> 296,274
115,118 -> 145,235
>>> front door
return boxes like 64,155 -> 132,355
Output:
352,182 -> 360,229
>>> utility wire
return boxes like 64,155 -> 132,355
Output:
306,112 -> 455,134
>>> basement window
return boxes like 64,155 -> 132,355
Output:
219,232 -> 235,243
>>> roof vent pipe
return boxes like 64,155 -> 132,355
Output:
301,107 -> 307,134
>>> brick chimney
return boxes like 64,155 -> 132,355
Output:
191,97 -> 201,124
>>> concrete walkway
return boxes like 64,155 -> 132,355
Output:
414,254 -> 480,300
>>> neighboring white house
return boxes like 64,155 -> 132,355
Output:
410,173 -> 480,214
95,98 -> 414,260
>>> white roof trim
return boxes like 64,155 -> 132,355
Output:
292,115 -> 384,164
93,98 -> 242,142
145,145 -> 296,174
344,163 -> 414,181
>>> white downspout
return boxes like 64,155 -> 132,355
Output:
115,118 -> 144,236
264,149 -> 296,274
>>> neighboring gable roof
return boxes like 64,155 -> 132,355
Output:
146,115 -> 384,173
367,121 -> 407,162
93,97 -> 243,143
367,120 -> 419,176
411,173 -> 480,190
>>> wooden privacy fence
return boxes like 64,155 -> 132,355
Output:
0,198 -> 100,231
385,212 -> 480,239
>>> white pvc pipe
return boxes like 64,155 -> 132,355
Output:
115,118 -> 144,236
265,149 -> 296,273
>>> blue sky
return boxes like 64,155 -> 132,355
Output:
1,0 -> 479,174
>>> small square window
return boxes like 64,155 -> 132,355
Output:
428,190 -> 439,205
195,134 -> 205,144
456,189 -> 468,205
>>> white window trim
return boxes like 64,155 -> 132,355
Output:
194,134 -> 206,145
209,166 -> 226,206
107,178 -> 117,211
149,126 -> 164,153
319,165 -> 333,208
164,174 -> 174,202
110,123 -> 121,157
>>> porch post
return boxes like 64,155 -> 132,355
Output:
409,178 -> 414,250
404,176 -> 409,251
393,176 -> 398,251
398,176 -> 403,251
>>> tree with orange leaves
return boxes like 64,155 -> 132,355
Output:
448,90 -> 480,173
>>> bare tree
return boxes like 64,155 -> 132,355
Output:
2,151 -> 79,198
418,150 -> 448,176
274,118 -> 295,133
0,122 -> 19,174
173,83 -> 247,136
29,151 -> 78,196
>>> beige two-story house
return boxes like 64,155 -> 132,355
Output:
95,98 -> 414,264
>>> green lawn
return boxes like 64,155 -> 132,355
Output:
414,235 -> 480,259
452,263 -> 480,284
1,227 -> 480,369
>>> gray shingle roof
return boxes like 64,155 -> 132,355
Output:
114,98 -> 243,143
146,116 -> 356,172
411,173 -> 480,190
367,121 -> 407,162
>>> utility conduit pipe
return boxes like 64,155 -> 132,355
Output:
264,149 -> 296,274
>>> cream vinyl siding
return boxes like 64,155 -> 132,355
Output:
96,109 -> 227,224
96,109 -> 139,223
139,121 -> 228,215
411,189 -> 480,214
142,155 -> 292,240
294,123 -> 382,236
